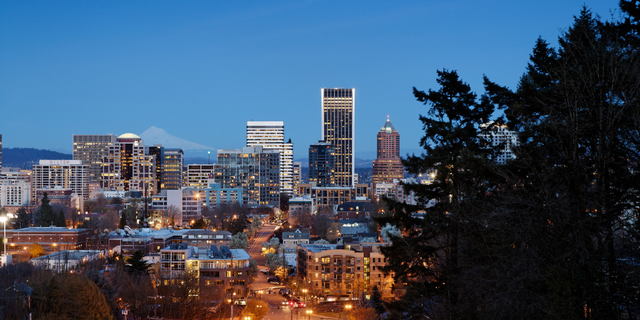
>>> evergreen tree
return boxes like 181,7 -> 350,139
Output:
15,207 -> 30,229
56,209 -> 66,227
371,285 -> 385,319
119,211 -> 127,229
37,192 -> 55,227
191,218 -> 206,229
126,250 -> 150,275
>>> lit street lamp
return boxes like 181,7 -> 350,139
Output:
0,216 -> 7,256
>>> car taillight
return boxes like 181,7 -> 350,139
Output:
289,301 -> 294,307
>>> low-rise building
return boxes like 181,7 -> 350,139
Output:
5,227 -> 94,253
151,189 -> 202,227
160,244 -> 251,297
336,202 -> 376,220
289,195 -> 315,216
298,243 -> 394,299
282,228 -> 310,251
30,250 -> 104,272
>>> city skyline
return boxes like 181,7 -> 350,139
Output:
0,1 -> 619,156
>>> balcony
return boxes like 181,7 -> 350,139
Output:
333,262 -> 343,266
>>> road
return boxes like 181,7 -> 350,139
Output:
246,223 -> 343,320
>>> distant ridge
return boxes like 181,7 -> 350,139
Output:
3,148 -> 72,169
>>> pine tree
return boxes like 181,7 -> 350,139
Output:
56,209 -> 66,227
371,286 -> 385,319
119,211 -> 127,229
126,250 -> 150,275
37,192 -> 55,227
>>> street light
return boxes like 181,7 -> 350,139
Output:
0,216 -> 7,256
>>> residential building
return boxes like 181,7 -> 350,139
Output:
31,250 -> 104,272
289,195 -> 315,216
394,178 -> 419,206
32,160 -> 90,200
160,244 -> 251,297
479,122 -> 519,165
321,88 -> 355,187
372,117 -> 404,186
298,243 -> 394,299
101,133 -> 156,194
296,183 -> 370,212
203,183 -> 243,208
104,228 -> 231,255
185,164 -> 215,189
309,141 -> 335,187
34,188 -> 84,213
214,146 -> 280,206
163,148 -> 184,190
151,189 -> 202,227
282,228 -> 310,251
246,121 -> 294,195
292,161 -> 301,193
336,201 -> 376,220
73,134 -> 117,183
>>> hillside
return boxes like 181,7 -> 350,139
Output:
2,148 -> 73,169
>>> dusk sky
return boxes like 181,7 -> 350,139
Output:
0,0 -> 620,158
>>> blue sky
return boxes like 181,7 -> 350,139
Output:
0,0 -> 621,158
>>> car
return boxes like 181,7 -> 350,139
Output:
281,299 -> 288,306
268,279 -> 280,285
288,298 -> 305,308
260,269 -> 269,274
279,288 -> 290,296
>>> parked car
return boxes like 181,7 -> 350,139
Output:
260,269 -> 269,274
268,277 -> 280,285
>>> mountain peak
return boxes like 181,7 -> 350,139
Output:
139,127 -> 214,151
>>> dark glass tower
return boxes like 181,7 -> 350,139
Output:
309,140 -> 335,187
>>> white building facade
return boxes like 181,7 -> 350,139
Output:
246,121 -> 293,196
32,160 -> 90,200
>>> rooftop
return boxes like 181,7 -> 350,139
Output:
31,250 -> 102,261
380,117 -> 398,133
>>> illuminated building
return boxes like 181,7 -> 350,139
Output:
246,121 -> 294,195
72,134 -> 117,183
100,133 -> 156,193
372,117 -> 404,187
321,88 -> 355,187
163,148 -> 184,190
214,146 -> 280,206
479,122 -> 519,165
32,160 -> 90,200
309,141 -> 335,187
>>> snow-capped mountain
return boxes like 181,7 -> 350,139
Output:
139,126 -> 214,152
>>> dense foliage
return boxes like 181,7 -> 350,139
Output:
378,5 -> 640,320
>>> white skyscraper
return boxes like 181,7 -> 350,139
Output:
246,121 -> 294,195
321,88 -> 355,187
479,122 -> 519,165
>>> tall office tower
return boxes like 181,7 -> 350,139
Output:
292,161 -> 301,192
101,133 -> 156,193
321,88 -> 355,187
163,149 -> 184,190
147,145 -> 164,191
0,134 -> 2,169
372,117 -> 404,185
214,146 -> 280,206
309,141 -> 335,187
246,121 -> 293,195
32,160 -> 90,200
479,122 -> 519,165
185,164 -> 215,188
73,134 -> 117,183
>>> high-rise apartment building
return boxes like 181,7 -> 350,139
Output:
32,160 -> 90,200
246,121 -> 293,195
73,134 -> 118,183
101,133 -> 156,193
292,161 -> 301,193
185,164 -> 215,189
479,122 -> 519,165
163,148 -> 184,190
309,141 -> 335,187
372,117 -> 404,185
321,88 -> 355,187
214,146 -> 280,206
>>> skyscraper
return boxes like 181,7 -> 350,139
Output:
246,121 -> 293,195
163,148 -> 184,190
0,134 -> 2,169
73,134 -> 117,183
372,117 -> 404,185
309,141 -> 335,187
101,133 -> 156,193
321,88 -> 355,187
